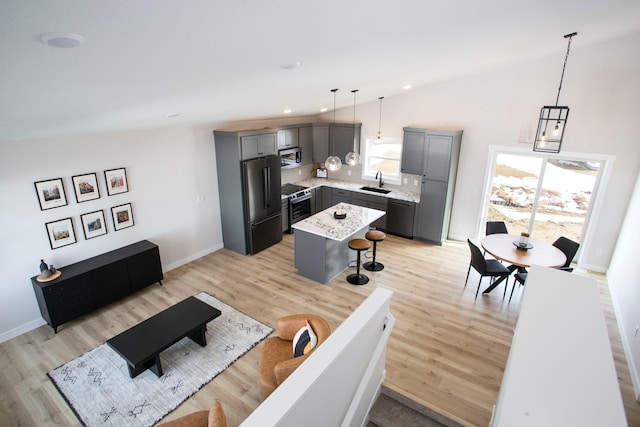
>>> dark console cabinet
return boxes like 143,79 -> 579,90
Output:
31,240 -> 163,332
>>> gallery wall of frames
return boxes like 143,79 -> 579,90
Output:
34,167 -> 134,249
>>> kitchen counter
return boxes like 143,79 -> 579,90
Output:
292,203 -> 385,284
294,178 -> 420,203
292,202 -> 385,241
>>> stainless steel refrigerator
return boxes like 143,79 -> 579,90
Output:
241,155 -> 282,254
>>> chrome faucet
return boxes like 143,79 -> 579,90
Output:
375,171 -> 384,188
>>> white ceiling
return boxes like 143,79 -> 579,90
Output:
1,0 -> 639,141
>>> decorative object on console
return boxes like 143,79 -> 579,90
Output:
533,32 -> 577,154
344,89 -> 360,166
104,167 -> 129,195
81,210 -> 108,239
45,217 -> 77,249
71,172 -> 100,202
111,203 -> 134,230
325,88 -> 342,172
39,259 -> 48,272
34,177 -> 68,210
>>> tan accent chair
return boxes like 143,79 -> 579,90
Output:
158,401 -> 226,427
258,314 -> 331,401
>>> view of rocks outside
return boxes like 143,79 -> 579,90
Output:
487,154 -> 600,243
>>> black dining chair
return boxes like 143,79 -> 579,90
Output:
509,236 -> 580,302
465,239 -> 511,299
486,221 -> 509,235
484,221 -> 509,257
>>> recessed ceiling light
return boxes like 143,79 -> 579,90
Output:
283,109 -> 292,114
280,61 -> 301,70
403,84 -> 413,90
165,112 -> 181,118
41,32 -> 84,48
320,107 -> 328,113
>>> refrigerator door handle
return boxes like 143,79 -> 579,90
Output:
263,167 -> 270,209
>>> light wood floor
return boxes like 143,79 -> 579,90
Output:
1,234 -> 638,426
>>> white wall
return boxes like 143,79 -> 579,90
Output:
0,126 -> 223,341
607,171 -> 640,400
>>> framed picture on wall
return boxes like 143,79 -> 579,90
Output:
104,167 -> 128,196
111,203 -> 134,231
45,217 -> 77,249
72,172 -> 100,203
80,210 -> 107,239
34,178 -> 68,210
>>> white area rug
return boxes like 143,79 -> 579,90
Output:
48,292 -> 273,427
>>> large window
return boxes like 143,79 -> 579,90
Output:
361,136 -> 402,184
483,149 -> 610,265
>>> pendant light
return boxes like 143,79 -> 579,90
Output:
376,96 -> 384,141
325,88 -> 342,171
345,89 -> 360,166
533,32 -> 577,153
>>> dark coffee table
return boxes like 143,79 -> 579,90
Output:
107,296 -> 221,378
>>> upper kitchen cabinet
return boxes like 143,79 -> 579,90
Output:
401,128 -> 463,181
239,131 -> 278,160
332,123 -> 361,163
298,126 -> 313,165
277,128 -> 299,149
312,124 -> 329,163
312,123 -> 361,164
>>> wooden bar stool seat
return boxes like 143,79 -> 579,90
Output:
363,230 -> 386,272
347,238 -> 371,285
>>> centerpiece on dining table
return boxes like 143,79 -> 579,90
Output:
514,232 -> 533,250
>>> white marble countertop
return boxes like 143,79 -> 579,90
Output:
291,202 -> 385,241
294,178 -> 420,203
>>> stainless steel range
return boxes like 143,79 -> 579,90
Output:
281,183 -> 312,232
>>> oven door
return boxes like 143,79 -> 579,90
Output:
289,194 -> 312,231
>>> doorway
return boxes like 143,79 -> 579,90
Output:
483,149 -> 608,263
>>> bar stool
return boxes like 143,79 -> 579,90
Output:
347,238 -> 371,285
363,230 -> 386,272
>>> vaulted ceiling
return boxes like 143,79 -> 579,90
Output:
1,0 -> 639,141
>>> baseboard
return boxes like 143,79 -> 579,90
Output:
607,272 -> 640,401
162,243 -> 223,272
0,318 -> 47,344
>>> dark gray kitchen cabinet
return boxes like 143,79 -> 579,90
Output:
281,198 -> 289,232
321,186 -> 333,210
400,130 -> 426,175
240,132 -> 278,160
332,124 -> 361,163
298,126 -> 313,165
386,199 -> 415,238
331,188 -> 351,206
312,123 -> 361,165
31,240 -> 163,333
407,128 -> 463,245
350,192 -> 387,230
312,124 -> 329,163
277,128 -> 299,149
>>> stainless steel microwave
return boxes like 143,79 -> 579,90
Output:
279,147 -> 302,169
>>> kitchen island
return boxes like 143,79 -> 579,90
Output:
292,202 -> 385,284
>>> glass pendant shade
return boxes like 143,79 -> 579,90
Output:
325,155 -> 342,171
344,151 -> 360,165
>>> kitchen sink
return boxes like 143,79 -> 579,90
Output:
360,186 -> 391,194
